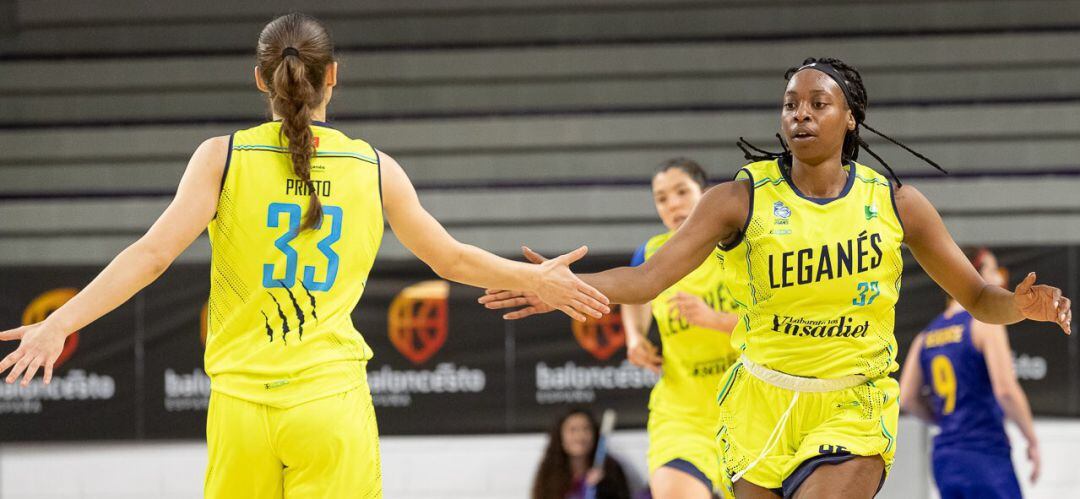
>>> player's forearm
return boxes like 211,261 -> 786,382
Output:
996,387 -> 1038,446
581,266 -> 660,305
966,285 -> 1025,325
42,239 -> 172,335
437,244 -> 539,291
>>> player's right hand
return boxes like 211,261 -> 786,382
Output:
626,334 -> 662,375
0,322 -> 67,386
531,246 -> 610,322
480,246 -> 609,321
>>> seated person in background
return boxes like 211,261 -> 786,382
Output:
533,408 -> 632,499
899,247 -> 1039,499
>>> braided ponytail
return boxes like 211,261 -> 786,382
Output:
257,13 -> 334,231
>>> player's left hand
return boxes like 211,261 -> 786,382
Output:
668,292 -> 712,327
1014,272 -> 1071,334
0,322 -> 68,386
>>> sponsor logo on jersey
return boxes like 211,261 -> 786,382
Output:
388,280 -> 449,365
572,305 -> 625,360
771,314 -> 870,338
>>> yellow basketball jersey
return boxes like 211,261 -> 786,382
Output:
722,159 -> 904,379
644,232 -> 740,417
206,121 -> 383,408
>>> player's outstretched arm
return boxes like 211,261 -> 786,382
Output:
897,185 -> 1071,334
379,150 -> 608,322
480,180 -> 749,317
0,136 -> 229,386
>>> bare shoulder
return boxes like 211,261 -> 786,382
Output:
892,184 -> 942,241
892,183 -> 929,210
185,135 -> 231,178
199,135 -> 231,156
702,178 -> 752,226
376,149 -> 404,173
970,318 -> 1007,351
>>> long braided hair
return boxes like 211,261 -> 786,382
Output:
256,13 -> 334,231
738,57 -> 948,187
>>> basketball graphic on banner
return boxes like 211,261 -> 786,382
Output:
571,304 -> 624,360
388,280 -> 449,365
200,301 -> 208,347
21,288 -> 81,369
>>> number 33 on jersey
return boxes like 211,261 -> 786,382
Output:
205,121 -> 383,406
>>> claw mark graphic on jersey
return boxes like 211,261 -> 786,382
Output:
279,281 -> 306,341
300,280 -> 319,323
260,311 -> 274,342
268,291 -> 291,344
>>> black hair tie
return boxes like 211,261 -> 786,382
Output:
282,47 -> 300,58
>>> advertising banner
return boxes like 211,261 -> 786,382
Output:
0,245 -> 1076,441
0,267 -> 137,441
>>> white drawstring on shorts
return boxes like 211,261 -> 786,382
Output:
730,391 -> 799,484
729,355 -> 869,484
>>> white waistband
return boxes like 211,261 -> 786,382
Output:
739,355 -> 868,393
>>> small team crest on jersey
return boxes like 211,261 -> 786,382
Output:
865,203 -> 879,221
773,201 -> 792,220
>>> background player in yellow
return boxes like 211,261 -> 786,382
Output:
501,158 -> 739,497
481,57 -> 1071,498
0,13 -> 609,499
623,158 -> 740,499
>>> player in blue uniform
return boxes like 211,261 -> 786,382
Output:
899,247 -> 1039,499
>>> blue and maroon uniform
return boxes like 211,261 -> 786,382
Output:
918,310 -> 1021,499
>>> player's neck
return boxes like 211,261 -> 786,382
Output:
270,108 -> 328,124
789,153 -> 847,198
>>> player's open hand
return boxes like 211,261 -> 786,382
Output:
668,291 -> 713,328
480,289 -> 554,319
626,333 -> 662,375
480,246 -> 609,322
1014,272 -> 1071,334
0,322 -> 68,386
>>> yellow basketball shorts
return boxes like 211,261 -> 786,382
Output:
715,363 -> 899,493
647,408 -> 722,490
204,384 -> 382,498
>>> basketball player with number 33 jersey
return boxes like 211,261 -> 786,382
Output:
0,13 -> 609,499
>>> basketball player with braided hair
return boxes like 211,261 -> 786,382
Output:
0,13 -> 608,498
482,57 -> 1071,498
